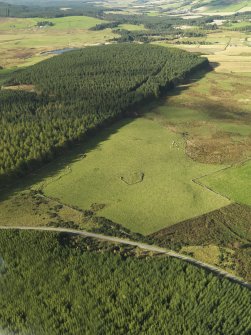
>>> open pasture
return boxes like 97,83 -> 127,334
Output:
29,117 -> 229,235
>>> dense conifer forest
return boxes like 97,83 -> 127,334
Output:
0,44 -> 208,180
0,230 -> 250,335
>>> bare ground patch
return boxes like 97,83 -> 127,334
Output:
3,84 -> 36,92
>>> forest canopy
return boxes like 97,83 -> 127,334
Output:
0,230 -> 250,335
0,44 -> 208,180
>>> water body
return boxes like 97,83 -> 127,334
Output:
41,48 -> 78,55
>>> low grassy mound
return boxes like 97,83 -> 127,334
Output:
0,230 -> 250,335
0,44 -> 208,180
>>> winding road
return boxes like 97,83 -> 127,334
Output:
0,226 -> 250,290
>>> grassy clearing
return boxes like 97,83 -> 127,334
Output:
2,66 -> 244,236
0,67 -> 18,85
208,54 -> 251,73
181,245 -> 235,272
26,117 -> 229,235
200,160 -> 251,206
0,190 -> 94,229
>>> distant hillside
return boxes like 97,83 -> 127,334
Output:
126,0 -> 251,15
191,0 -> 251,13
151,0 -> 251,14
0,1 -> 104,18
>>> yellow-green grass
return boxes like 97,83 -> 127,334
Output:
0,16 -> 118,67
181,245 -> 235,273
0,16 -> 106,31
207,54 -> 251,73
224,21 -> 251,30
0,190 -> 96,230
27,117 -> 229,235
200,160 -> 251,206
154,71 -> 251,123
117,24 -> 146,31
147,12 -> 160,16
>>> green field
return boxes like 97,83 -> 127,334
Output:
0,16 -> 105,30
200,160 -> 251,205
29,116 -> 229,235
